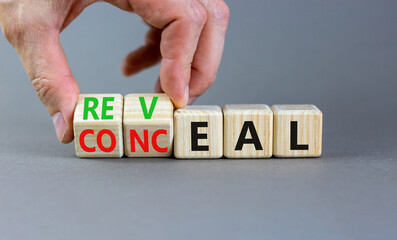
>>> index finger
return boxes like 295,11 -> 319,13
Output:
130,0 -> 207,108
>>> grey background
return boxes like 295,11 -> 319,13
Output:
1,0 -> 397,239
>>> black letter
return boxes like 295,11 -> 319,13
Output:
191,122 -> 209,151
290,121 -> 308,150
235,121 -> 263,151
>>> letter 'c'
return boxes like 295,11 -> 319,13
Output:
80,129 -> 95,152
152,129 -> 168,153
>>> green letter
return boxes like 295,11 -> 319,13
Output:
102,97 -> 114,120
83,97 -> 99,120
139,96 -> 158,119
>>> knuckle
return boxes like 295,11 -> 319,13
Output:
212,0 -> 230,24
1,19 -> 19,44
2,18 -> 33,47
0,5 -> 55,47
31,77 -> 56,106
1,25 -> 14,43
186,2 -> 208,27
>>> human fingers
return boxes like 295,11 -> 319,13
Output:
2,28 -> 80,143
188,0 -> 229,104
121,26 -> 162,76
129,0 -> 208,108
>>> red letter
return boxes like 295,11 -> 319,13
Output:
80,129 -> 95,152
152,129 -> 168,153
130,130 -> 149,152
97,129 -> 116,153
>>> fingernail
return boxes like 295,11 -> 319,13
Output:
52,112 -> 68,143
184,86 -> 190,106
188,97 -> 197,105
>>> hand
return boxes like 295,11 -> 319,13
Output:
0,0 -> 229,143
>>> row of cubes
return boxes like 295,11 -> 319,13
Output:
73,94 -> 323,158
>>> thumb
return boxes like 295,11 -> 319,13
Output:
18,32 -> 79,143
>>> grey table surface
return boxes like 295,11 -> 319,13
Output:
1,1 -> 397,239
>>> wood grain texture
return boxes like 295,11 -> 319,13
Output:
123,94 -> 174,157
174,106 -> 223,159
73,94 -> 124,158
223,104 -> 273,158
271,105 -> 322,157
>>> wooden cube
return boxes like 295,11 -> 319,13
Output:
123,94 -> 174,157
271,105 -> 322,157
174,106 -> 223,159
73,94 -> 124,158
223,104 -> 273,158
